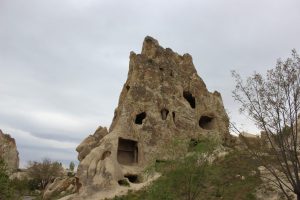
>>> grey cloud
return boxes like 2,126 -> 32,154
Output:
20,145 -> 78,167
1,0 -> 300,165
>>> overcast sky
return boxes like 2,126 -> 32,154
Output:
1,0 -> 300,167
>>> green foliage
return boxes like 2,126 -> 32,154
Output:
0,159 -> 46,199
69,161 -> 75,172
67,171 -> 75,177
0,159 -> 14,199
11,178 -> 31,196
27,158 -> 64,190
189,136 -> 219,154
28,178 -> 41,191
118,179 -> 130,187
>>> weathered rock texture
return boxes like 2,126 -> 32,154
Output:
76,126 -> 108,161
43,177 -> 79,200
0,129 -> 19,172
75,36 -> 230,198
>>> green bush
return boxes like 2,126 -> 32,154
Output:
0,159 -> 14,199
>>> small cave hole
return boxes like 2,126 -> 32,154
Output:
147,58 -> 154,64
183,91 -> 195,109
170,70 -> 173,77
126,85 -> 130,91
199,116 -> 215,130
172,112 -> 176,123
117,138 -> 138,165
155,159 -> 166,163
159,67 -> 164,71
188,138 -> 198,151
135,112 -> 146,124
101,151 -> 111,160
125,175 -> 139,183
161,108 -> 169,120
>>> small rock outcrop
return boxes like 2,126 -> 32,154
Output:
76,126 -> 108,161
43,177 -> 80,200
75,36 -> 230,199
0,129 -> 19,172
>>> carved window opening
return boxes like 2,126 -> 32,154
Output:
199,116 -> 215,130
183,91 -> 195,108
117,138 -> 138,165
125,174 -> 139,183
135,112 -> 146,124
161,108 -> 169,120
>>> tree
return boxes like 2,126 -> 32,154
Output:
69,161 -> 75,172
232,49 -> 300,199
0,158 -> 14,199
27,158 -> 64,190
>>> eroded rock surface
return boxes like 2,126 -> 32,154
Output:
74,36 -> 230,199
76,126 -> 108,161
0,129 -> 19,172
43,177 -> 79,200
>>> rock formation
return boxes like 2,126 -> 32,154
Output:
0,129 -> 19,172
74,36 -> 230,199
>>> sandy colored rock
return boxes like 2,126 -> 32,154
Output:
43,177 -> 79,200
76,126 -> 108,161
0,129 -> 19,172
74,36 -> 230,199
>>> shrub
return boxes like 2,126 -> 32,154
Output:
0,159 -> 14,199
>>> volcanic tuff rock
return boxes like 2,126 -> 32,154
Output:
74,36 -> 230,198
76,126 -> 108,161
0,129 -> 19,172
43,177 -> 79,200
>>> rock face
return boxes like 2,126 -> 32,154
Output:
0,129 -> 19,172
75,36 -> 230,198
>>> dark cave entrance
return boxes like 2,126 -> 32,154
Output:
183,91 -> 195,109
199,116 -> 215,130
135,112 -> 146,124
125,175 -> 139,183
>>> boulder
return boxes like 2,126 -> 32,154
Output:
43,177 -> 79,200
